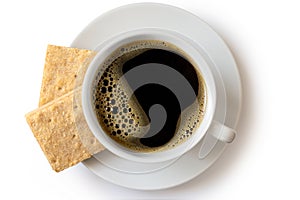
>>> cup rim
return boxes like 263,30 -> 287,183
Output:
82,28 -> 217,163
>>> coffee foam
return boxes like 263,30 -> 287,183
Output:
92,40 -> 207,152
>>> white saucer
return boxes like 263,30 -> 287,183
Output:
71,3 -> 242,190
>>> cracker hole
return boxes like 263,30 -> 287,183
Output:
90,139 -> 96,144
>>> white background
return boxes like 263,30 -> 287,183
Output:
1,0 -> 299,199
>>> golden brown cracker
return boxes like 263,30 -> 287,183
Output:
26,88 -> 104,172
39,45 -> 96,106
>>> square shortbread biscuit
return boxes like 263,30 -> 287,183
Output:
25,45 -> 104,172
26,88 -> 104,172
39,45 -> 96,106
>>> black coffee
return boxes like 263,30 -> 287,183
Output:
92,40 -> 206,152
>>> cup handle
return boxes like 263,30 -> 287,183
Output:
210,121 -> 236,143
198,121 -> 236,159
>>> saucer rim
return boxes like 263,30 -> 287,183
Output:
72,2 -> 242,190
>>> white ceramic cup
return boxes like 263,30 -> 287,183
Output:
82,28 -> 236,163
